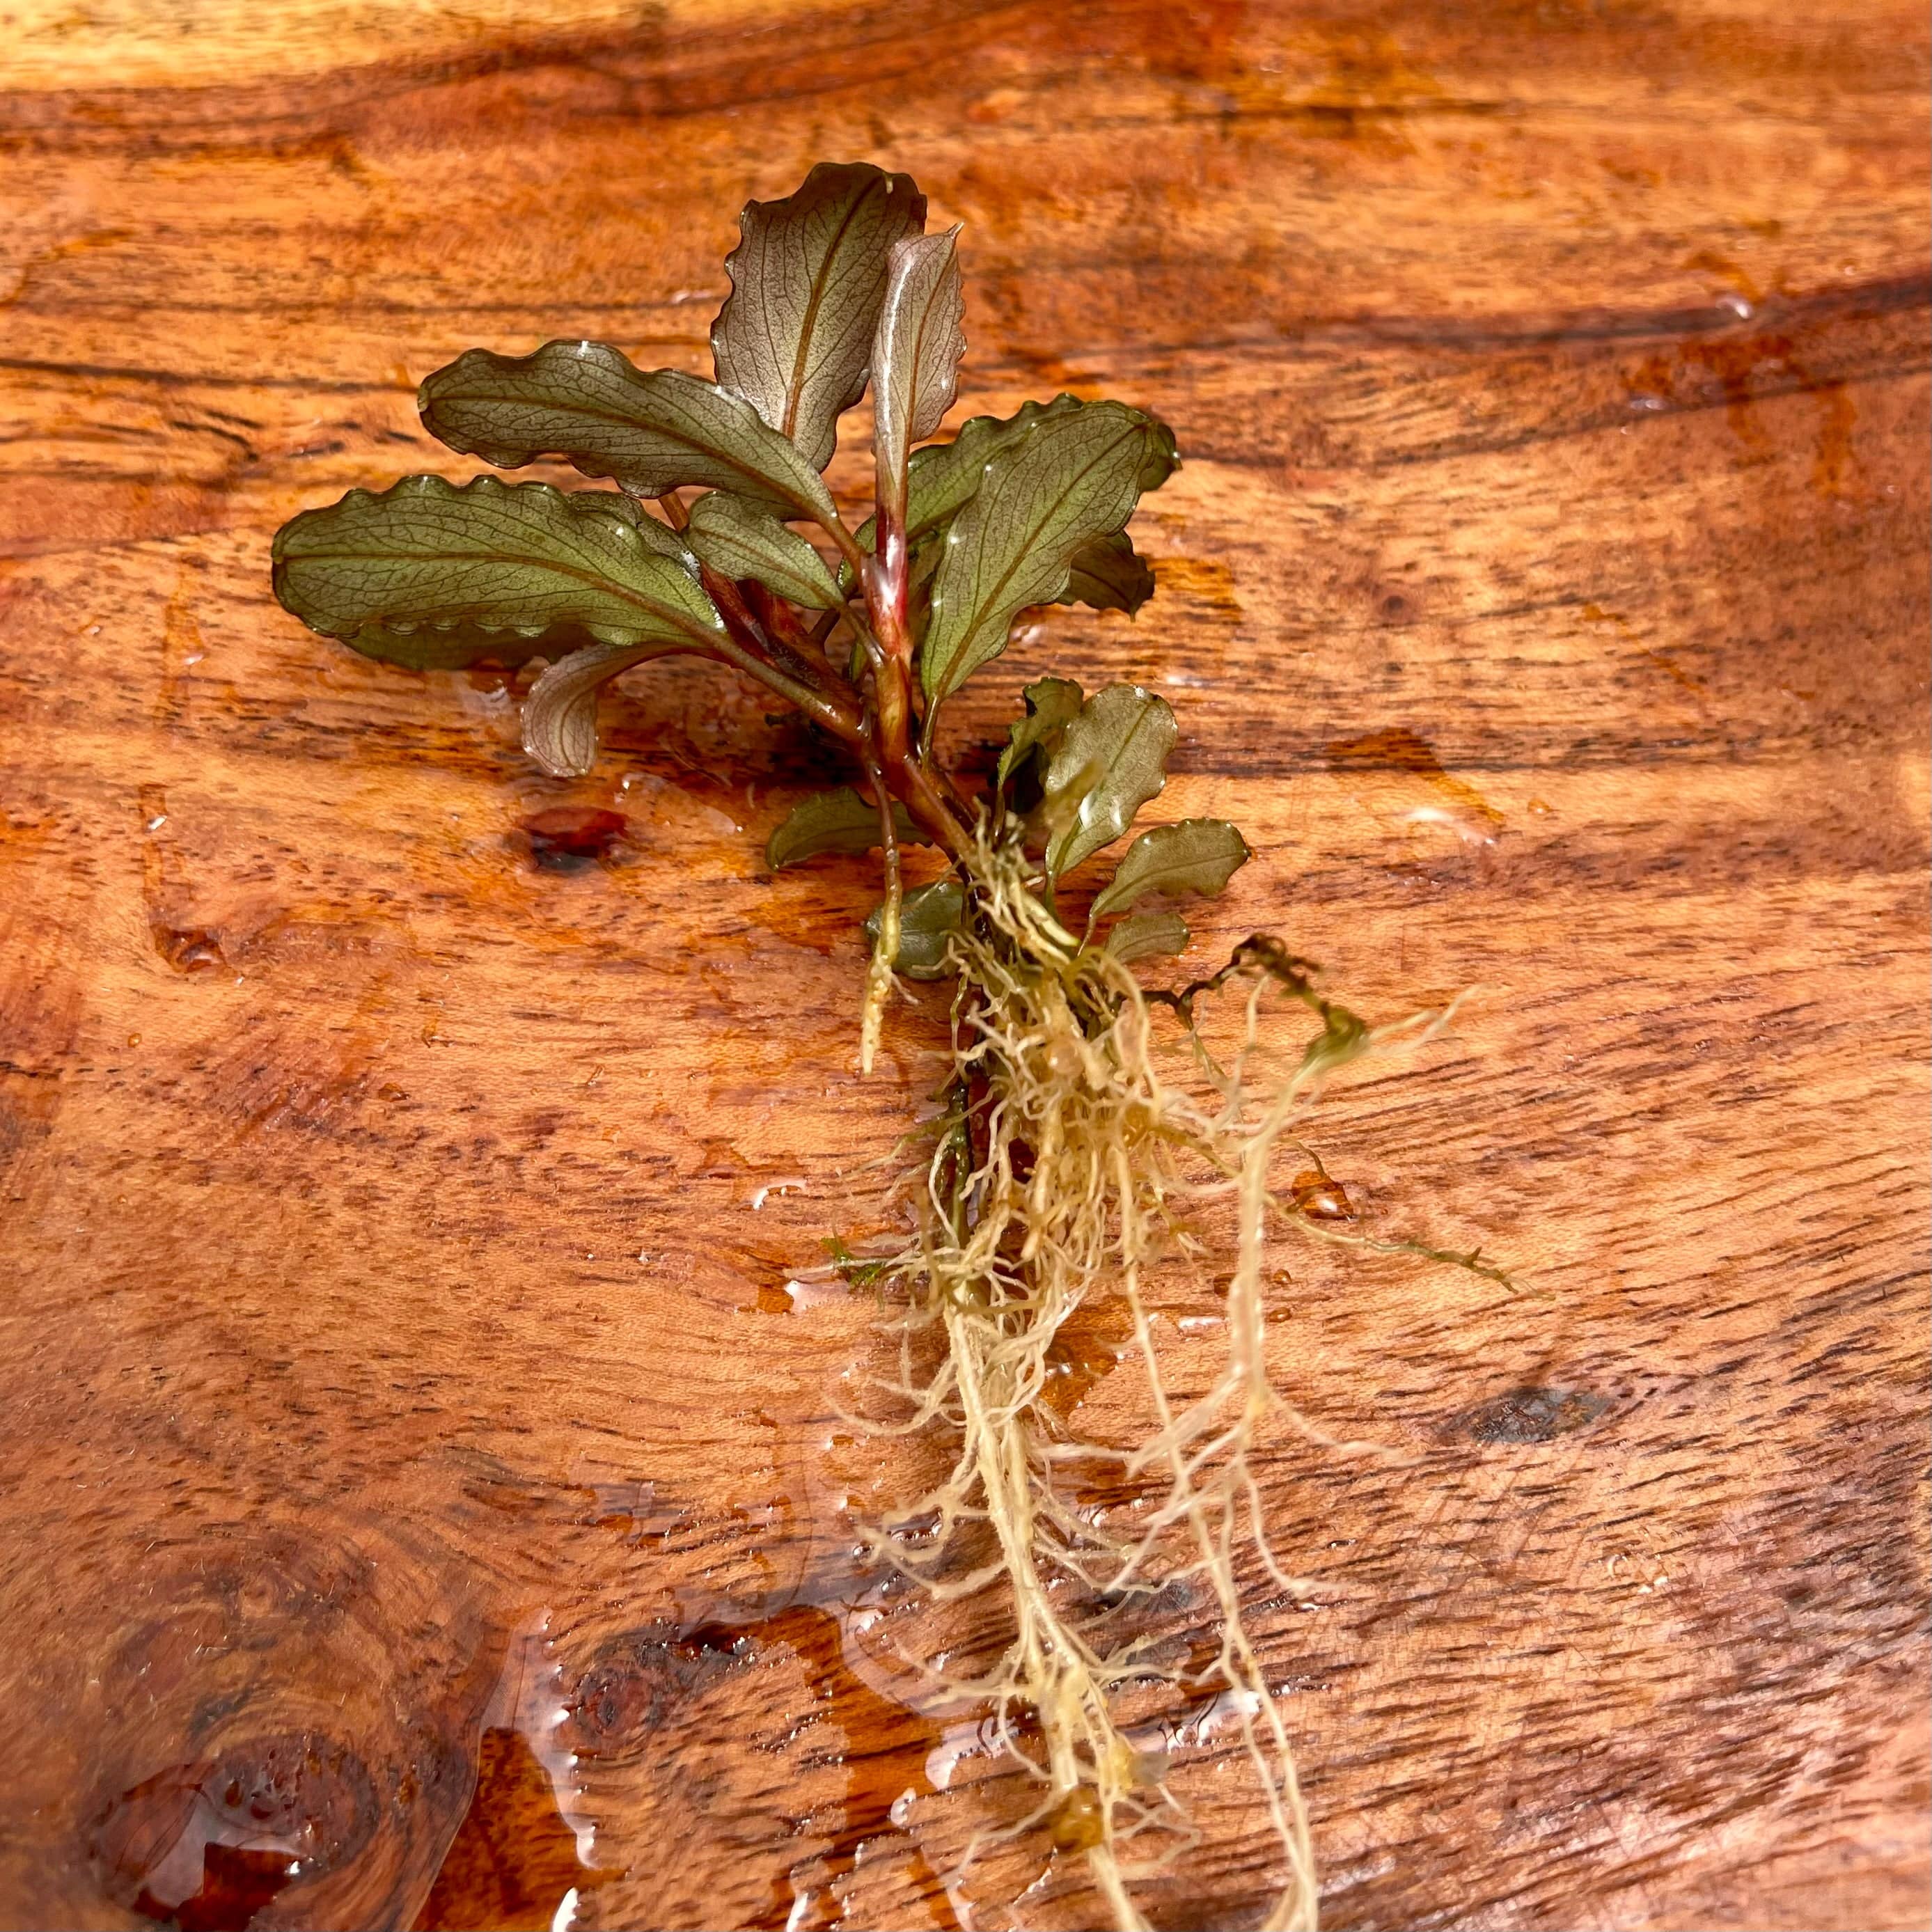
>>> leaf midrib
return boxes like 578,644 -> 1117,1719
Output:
780,184 -> 879,448
943,419 -> 1139,672
437,360 -> 831,524
1051,699 -> 1168,874
292,535 -> 723,647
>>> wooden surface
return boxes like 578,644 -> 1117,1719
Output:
1,3 -> 1928,1928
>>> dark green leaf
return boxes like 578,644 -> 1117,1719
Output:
418,341 -> 839,526
901,395 -> 1085,544
571,487 -> 705,566
313,495 -> 697,670
271,476 -> 727,663
872,226 -> 966,520
1104,910 -> 1190,964
712,161 -> 927,472
996,676 -> 1084,791
1089,819 -> 1251,921
684,492 -> 843,610
904,395 -> 1177,551
1058,530 -> 1156,615
921,403 -> 1179,702
521,641 -> 681,778
865,877 -> 964,979
845,393 -> 1161,563
767,785 -> 930,870
1039,684 -> 1178,879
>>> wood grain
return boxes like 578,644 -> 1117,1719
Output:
1,3 -> 1926,1929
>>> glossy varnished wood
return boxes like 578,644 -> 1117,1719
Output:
1,3 -> 1926,1929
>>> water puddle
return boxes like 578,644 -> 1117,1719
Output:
415,1616 -> 608,1932
90,1734 -> 375,1932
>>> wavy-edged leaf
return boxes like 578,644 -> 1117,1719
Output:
418,341 -> 839,526
1104,910 -> 1190,964
521,641 -> 682,778
873,226 -> 965,521
900,395 -> 1081,545
685,492 -> 842,610
272,476 -> 727,668
310,496 -> 699,672
921,403 -> 1179,702
847,395 -> 1163,566
712,161 -> 926,472
996,676 -> 1084,792
595,491 -> 707,573
1089,819 -> 1251,922
1058,531 -> 1156,615
905,395 -> 1177,549
865,877 -> 964,980
1039,684 -> 1178,879
767,785 -> 930,870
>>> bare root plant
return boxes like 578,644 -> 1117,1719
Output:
271,162 -> 1502,1931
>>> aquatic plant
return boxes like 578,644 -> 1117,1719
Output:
272,162 -> 1491,1930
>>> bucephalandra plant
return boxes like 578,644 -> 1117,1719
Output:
271,162 -> 1501,1931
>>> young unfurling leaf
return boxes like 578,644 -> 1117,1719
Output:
272,474 -> 726,657
1103,909 -> 1191,964
712,161 -> 926,472
864,877 -> 965,978
920,403 -> 1178,702
996,676 -> 1085,792
685,493 -> 844,610
1038,684 -> 1178,879
1088,819 -> 1251,922
418,342 -> 840,528
767,786 -> 931,870
872,227 -> 966,523
1058,531 -> 1156,615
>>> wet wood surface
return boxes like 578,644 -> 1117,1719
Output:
1,3 -> 1927,1928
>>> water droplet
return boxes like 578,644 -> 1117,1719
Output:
1325,727 -> 1504,847
151,927 -> 226,975
748,1179 -> 808,1212
1289,1170 -> 1355,1221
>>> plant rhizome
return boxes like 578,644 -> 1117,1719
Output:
272,162 -> 1496,1931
